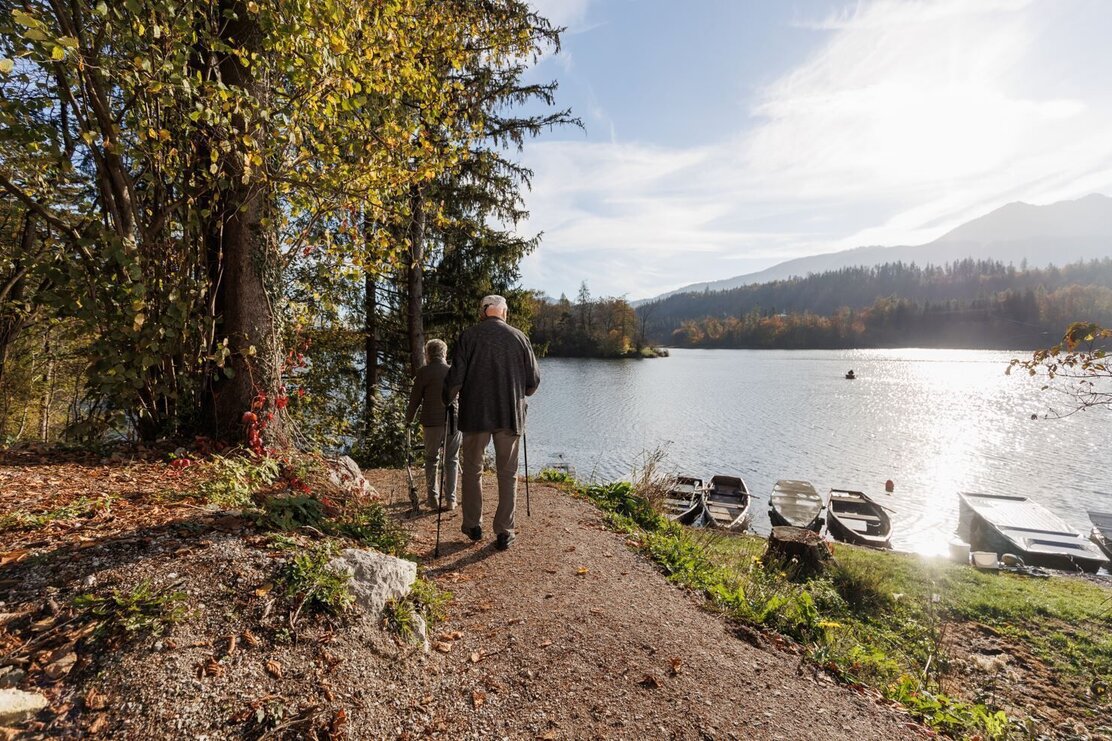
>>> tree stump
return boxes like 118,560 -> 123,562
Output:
763,526 -> 833,579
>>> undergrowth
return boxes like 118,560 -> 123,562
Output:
383,576 -> 452,642
195,453 -> 281,507
281,541 -> 354,618
0,495 -> 115,532
74,581 -> 189,641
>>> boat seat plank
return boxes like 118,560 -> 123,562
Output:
837,513 -> 882,524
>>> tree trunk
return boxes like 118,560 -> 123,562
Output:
364,268 -> 379,433
763,526 -> 833,579
405,185 -> 427,374
38,330 -> 53,442
202,1 -> 283,445
0,213 -> 35,389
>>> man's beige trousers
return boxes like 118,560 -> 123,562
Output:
460,429 -> 520,536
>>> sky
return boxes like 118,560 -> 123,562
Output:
516,0 -> 1112,300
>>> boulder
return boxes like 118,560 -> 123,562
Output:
326,456 -> 375,499
328,548 -> 416,618
0,688 -> 48,725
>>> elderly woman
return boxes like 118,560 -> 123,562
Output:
406,338 -> 461,510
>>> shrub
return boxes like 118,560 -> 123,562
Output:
254,495 -> 328,532
383,576 -> 451,642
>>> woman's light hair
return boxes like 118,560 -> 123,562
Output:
425,338 -> 447,362
480,294 -> 508,315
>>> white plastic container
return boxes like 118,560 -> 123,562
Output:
970,551 -> 999,569
948,539 -> 971,564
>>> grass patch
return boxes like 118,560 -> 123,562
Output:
74,581 -> 188,641
0,495 -> 115,532
565,472 -> 1112,738
383,576 -> 452,642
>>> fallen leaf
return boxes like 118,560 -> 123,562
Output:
433,641 -> 453,653
254,582 -> 273,598
540,731 -> 558,740
668,657 -> 683,676
538,640 -> 552,648
226,635 -> 238,655
478,602 -> 493,611
199,657 -> 224,678
471,691 -> 486,708
328,707 -> 347,740
576,567 -> 589,576
84,687 -> 108,711
265,659 -> 283,678
242,630 -> 261,648
44,652 -> 77,680
87,713 -> 109,735
640,673 -> 662,689
0,550 -> 29,566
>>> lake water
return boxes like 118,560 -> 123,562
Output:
525,348 -> 1111,555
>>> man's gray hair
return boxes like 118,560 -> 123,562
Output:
425,338 -> 447,362
480,294 -> 508,316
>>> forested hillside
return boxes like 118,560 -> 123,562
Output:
641,259 -> 1112,349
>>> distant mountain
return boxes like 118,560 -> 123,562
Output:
638,193 -> 1112,304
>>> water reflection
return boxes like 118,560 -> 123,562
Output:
526,348 -> 1112,555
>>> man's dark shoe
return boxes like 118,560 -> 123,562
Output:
464,525 -> 482,542
495,532 -> 515,551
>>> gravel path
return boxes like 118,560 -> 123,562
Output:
374,471 -> 924,740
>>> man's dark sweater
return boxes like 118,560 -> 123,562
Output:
444,317 -> 539,434
406,359 -> 452,427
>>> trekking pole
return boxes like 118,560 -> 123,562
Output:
434,408 -> 449,558
404,428 -> 419,512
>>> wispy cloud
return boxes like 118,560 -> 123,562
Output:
520,0 -> 1112,299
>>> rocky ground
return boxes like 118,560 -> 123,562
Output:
0,450 -> 927,739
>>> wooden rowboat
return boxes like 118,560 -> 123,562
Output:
665,476 -> 706,526
703,475 -> 751,531
827,489 -> 892,549
769,479 -> 824,532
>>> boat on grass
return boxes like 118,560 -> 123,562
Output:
1089,511 -> 1112,561
958,492 -> 1108,573
703,475 -> 752,531
769,479 -> 824,532
664,476 -> 705,526
827,489 -> 892,549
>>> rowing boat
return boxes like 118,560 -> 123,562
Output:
827,489 -> 892,549
703,475 -> 751,531
769,479 -> 824,532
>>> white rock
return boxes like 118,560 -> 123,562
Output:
0,688 -> 48,725
326,456 -> 375,498
328,548 -> 416,618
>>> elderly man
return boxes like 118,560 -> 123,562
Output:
445,295 -> 540,550
406,339 -> 460,511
